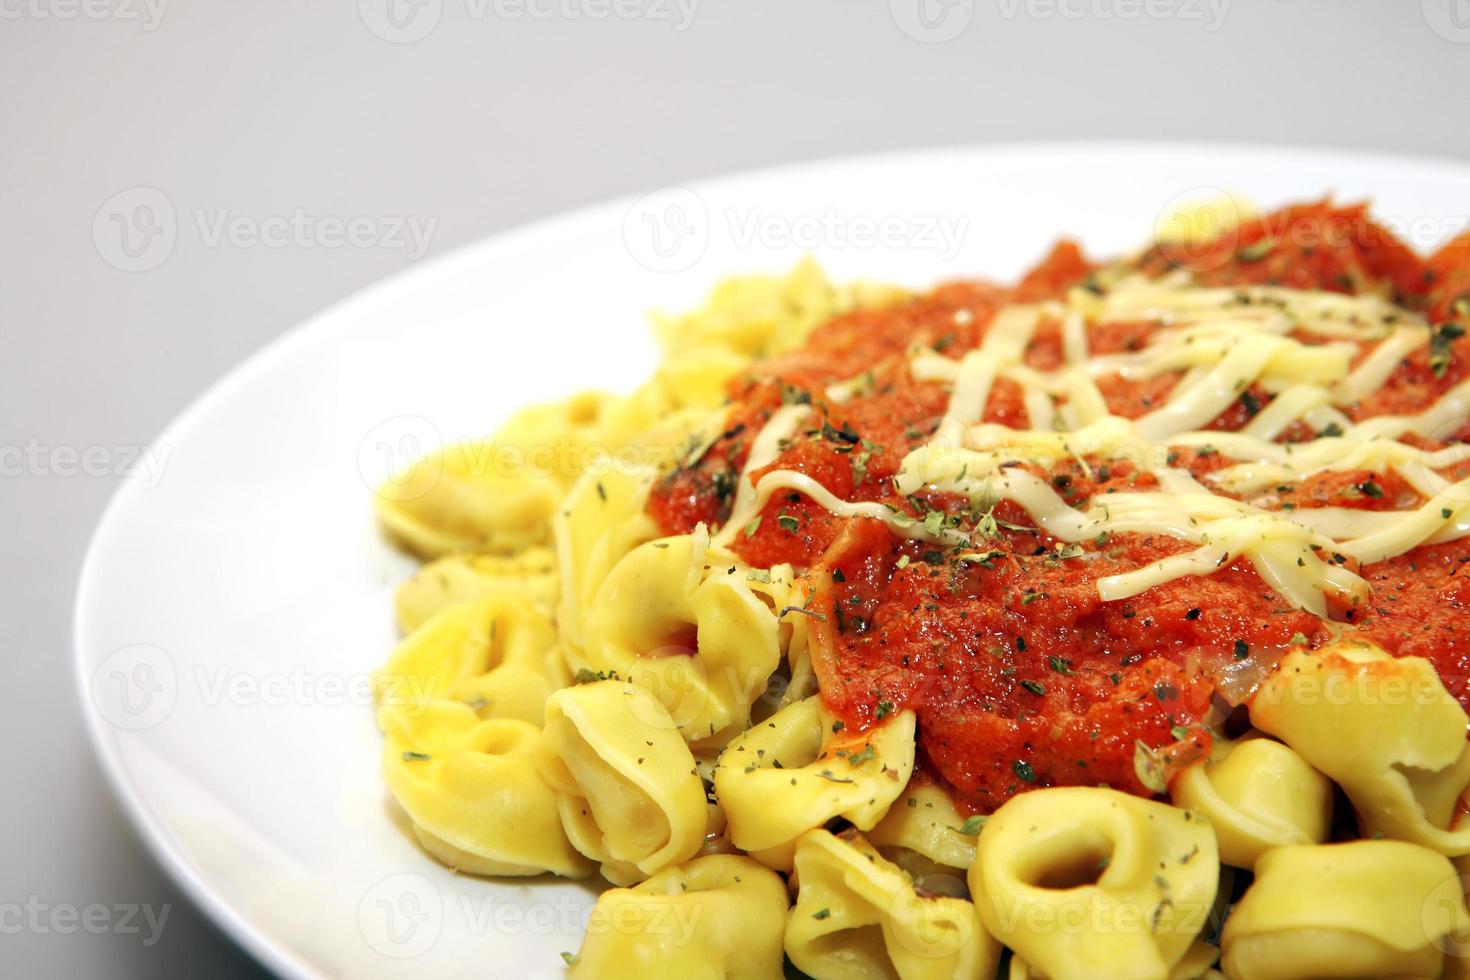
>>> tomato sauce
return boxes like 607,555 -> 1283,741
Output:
648,203 -> 1470,814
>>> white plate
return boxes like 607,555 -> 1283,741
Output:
74,143 -> 1470,980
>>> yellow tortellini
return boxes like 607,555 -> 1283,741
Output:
654,346 -> 752,409
580,534 -> 782,750
1250,641 -> 1470,854
537,681 -> 708,885
567,854 -> 788,980
786,828 -> 999,980
377,701 -> 591,877
867,779 -> 978,873
1170,735 -> 1332,871
1220,840 -> 1470,980
376,392 -> 617,558
553,461 -> 662,656
393,547 -> 558,632
970,787 -> 1218,980
713,696 -> 916,870
373,593 -> 566,726
1009,940 -> 1221,980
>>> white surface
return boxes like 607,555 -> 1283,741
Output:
70,145 -> 1470,980
7,5 -> 1470,978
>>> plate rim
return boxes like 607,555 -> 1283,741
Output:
72,138 -> 1470,980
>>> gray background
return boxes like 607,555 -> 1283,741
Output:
3,1 -> 1468,976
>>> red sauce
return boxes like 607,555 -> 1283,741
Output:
648,202 -> 1470,814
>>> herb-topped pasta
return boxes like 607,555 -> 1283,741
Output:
1169,735 -> 1332,870
712,695 -> 916,870
786,828 -> 998,980
537,680 -> 708,884
394,546 -> 559,632
373,591 -> 566,726
970,787 -> 1218,980
377,701 -> 592,878
579,533 -> 784,749
371,199 -> 1470,977
566,854 -> 789,980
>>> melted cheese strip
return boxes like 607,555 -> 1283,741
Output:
714,404 -> 810,547
1338,484 -> 1470,564
1094,273 -> 1422,341
1333,324 -> 1429,406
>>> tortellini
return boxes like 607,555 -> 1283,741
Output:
553,461 -> 662,656
1250,641 -> 1470,854
373,592 -> 565,726
377,701 -> 591,877
713,696 -> 916,870
970,787 -> 1218,980
1170,735 -> 1332,870
1220,840 -> 1470,980
393,547 -> 558,632
1009,941 -> 1221,980
867,779 -> 978,873
376,392 -> 616,558
580,534 -> 782,750
537,681 -> 707,885
566,854 -> 788,980
786,828 -> 999,980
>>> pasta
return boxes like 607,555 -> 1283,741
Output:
970,787 -> 1218,980
786,828 -> 998,980
1220,840 -> 1470,979
865,779 -> 977,873
567,854 -> 788,980
712,695 -> 916,870
373,591 -> 566,726
537,680 -> 708,884
376,391 -> 614,558
377,700 -> 592,877
579,533 -> 783,750
1169,735 -> 1332,870
394,546 -> 558,632
367,199 -> 1470,977
1249,641 -> 1470,853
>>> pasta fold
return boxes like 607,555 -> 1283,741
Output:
373,593 -> 565,726
1249,641 -> 1470,854
713,696 -> 916,870
393,547 -> 558,632
553,461 -> 662,656
785,828 -> 999,980
566,854 -> 788,980
1169,736 -> 1331,870
866,779 -> 978,873
580,534 -> 782,749
377,700 -> 591,877
376,392 -> 616,558
1220,840 -> 1470,980
970,787 -> 1218,980
537,681 -> 708,885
